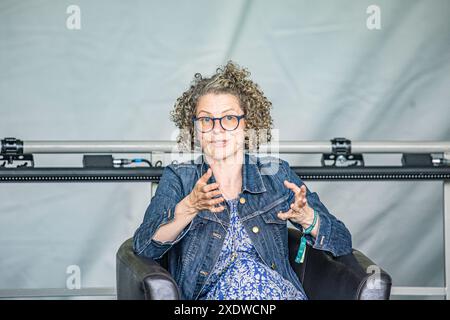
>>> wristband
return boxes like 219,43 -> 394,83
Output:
295,209 -> 318,264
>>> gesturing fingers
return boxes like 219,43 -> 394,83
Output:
279,180 -> 311,222
284,180 -> 308,205
201,182 -> 220,194
277,208 -> 295,221
284,180 -> 301,195
293,185 -> 307,208
208,196 -> 225,212
199,168 -> 213,184
204,189 -> 222,199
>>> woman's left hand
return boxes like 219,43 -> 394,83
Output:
277,180 -> 318,233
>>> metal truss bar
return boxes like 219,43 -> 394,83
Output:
17,140 -> 450,154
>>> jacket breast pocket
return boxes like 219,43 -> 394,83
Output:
182,219 -> 205,255
260,196 -> 290,225
258,196 -> 290,257
183,218 -> 205,248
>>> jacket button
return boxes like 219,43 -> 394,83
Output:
199,270 -> 209,276
252,226 -> 259,233
239,197 -> 246,204
271,262 -> 276,270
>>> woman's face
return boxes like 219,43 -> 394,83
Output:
195,93 -> 246,161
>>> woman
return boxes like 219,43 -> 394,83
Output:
133,61 -> 352,300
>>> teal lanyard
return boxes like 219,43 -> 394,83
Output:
295,209 -> 318,264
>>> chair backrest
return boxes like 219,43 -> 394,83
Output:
286,228 -> 392,300
116,238 -> 180,299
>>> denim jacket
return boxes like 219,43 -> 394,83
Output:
133,153 -> 352,300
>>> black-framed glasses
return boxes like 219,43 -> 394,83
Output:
192,114 -> 246,133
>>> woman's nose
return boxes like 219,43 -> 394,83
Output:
212,119 -> 225,133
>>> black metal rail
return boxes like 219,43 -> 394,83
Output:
0,166 -> 449,182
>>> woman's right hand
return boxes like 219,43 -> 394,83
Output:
184,168 -> 225,215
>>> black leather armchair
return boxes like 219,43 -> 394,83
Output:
116,228 -> 392,300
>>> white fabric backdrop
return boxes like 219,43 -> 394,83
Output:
0,0 -> 449,299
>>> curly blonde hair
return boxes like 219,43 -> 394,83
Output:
170,61 -> 274,152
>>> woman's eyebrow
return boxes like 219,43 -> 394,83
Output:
197,108 -> 236,116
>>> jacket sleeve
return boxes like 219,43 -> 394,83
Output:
132,164 -> 191,260
281,159 -> 353,257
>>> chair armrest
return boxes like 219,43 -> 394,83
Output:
288,228 -> 392,300
350,249 -> 392,300
116,238 -> 180,300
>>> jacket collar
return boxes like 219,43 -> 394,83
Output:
195,152 -> 266,194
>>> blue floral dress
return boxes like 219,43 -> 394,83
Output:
198,197 -> 308,300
